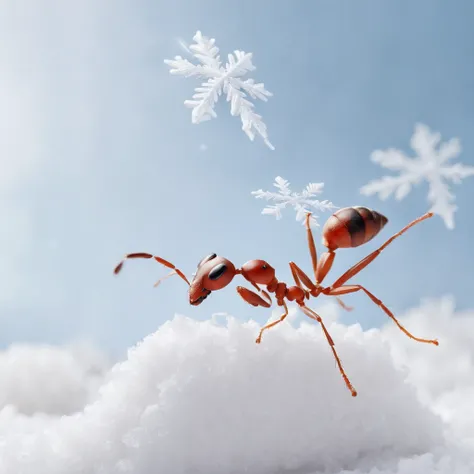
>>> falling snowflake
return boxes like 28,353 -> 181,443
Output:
251,176 -> 338,227
360,123 -> 474,229
164,31 -> 274,149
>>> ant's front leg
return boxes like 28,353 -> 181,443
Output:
255,301 -> 289,344
236,286 -> 272,308
236,286 -> 286,344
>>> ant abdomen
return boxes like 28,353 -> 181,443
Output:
322,207 -> 388,250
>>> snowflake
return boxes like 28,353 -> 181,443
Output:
251,176 -> 338,228
164,31 -> 274,149
360,123 -> 474,229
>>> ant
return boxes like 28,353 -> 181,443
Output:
114,207 -> 438,397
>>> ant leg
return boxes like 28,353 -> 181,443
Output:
289,262 -> 316,292
335,297 -> 353,312
305,213 -> 318,281
256,301 -> 289,344
329,212 -> 433,289
289,262 -> 304,289
289,262 -> 352,310
114,252 -> 190,286
153,270 -> 178,288
315,251 -> 336,285
298,303 -> 357,397
247,280 -> 273,304
301,215 -> 336,286
326,285 -> 438,345
236,286 -> 273,308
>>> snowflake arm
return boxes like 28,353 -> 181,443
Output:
252,176 -> 338,227
360,123 -> 474,229
233,78 -> 273,102
440,162 -> 474,183
189,30 -> 222,70
184,78 -> 223,123
165,31 -> 222,78
164,31 -> 274,149
228,91 -> 274,149
427,175 -> 457,230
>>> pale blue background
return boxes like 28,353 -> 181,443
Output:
1,0 -> 473,357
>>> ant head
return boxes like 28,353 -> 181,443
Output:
189,253 -> 237,306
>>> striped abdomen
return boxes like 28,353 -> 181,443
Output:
322,207 -> 388,250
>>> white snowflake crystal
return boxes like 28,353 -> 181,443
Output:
252,176 -> 338,227
164,31 -> 274,149
360,123 -> 474,229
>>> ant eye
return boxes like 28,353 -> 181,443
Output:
208,263 -> 227,280
198,253 -> 217,267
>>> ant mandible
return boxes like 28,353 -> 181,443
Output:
114,206 -> 439,397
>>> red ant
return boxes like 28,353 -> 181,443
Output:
114,207 -> 438,397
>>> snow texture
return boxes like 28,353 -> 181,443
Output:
164,31 -> 274,149
1,296 -> 474,473
252,176 -> 338,227
0,343 -> 109,417
360,123 -> 474,229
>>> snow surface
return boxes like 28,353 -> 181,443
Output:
1,297 -> 473,473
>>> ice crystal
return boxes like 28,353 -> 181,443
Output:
252,176 -> 337,227
164,31 -> 274,149
360,123 -> 474,229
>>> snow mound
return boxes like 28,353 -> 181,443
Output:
0,342 -> 109,416
1,298 -> 473,473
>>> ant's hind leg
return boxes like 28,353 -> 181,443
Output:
298,303 -> 357,397
326,285 -> 438,345
328,212 -> 434,289
335,297 -> 353,312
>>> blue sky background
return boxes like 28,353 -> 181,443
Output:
1,0 -> 473,358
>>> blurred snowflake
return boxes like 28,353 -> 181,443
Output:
164,31 -> 274,149
360,123 -> 474,229
252,176 -> 337,227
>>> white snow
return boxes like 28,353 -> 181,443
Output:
0,343 -> 109,416
1,296 -> 473,473
360,123 -> 474,229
